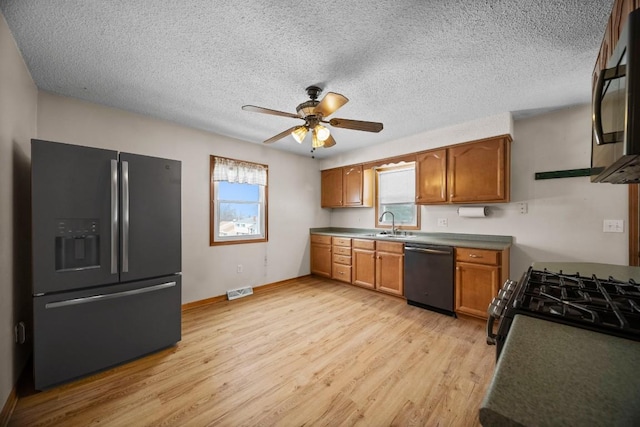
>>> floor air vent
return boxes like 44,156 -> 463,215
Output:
226,286 -> 254,301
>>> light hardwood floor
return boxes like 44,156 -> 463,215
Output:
9,276 -> 496,426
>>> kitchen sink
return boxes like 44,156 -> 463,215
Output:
374,233 -> 417,239
359,233 -> 417,239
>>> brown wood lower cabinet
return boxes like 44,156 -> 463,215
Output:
310,234 -> 332,278
332,237 -> 352,283
352,239 -> 376,289
375,241 -> 404,296
455,247 -> 509,319
352,239 -> 404,296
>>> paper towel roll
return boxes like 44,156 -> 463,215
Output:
457,207 -> 488,217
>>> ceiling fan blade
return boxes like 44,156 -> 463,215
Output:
242,105 -> 300,119
322,134 -> 337,148
263,126 -> 300,144
329,118 -> 383,133
314,92 -> 349,118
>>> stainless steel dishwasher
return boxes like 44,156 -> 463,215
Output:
404,243 -> 455,316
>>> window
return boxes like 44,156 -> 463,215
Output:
376,163 -> 419,229
210,156 -> 268,245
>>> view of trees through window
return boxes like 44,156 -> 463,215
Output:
376,163 -> 419,229
379,203 -> 415,225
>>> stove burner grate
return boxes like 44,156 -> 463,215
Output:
516,269 -> 640,338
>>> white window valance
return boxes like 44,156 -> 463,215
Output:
212,157 -> 267,186
378,165 -> 415,204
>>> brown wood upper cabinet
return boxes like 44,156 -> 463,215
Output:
321,168 -> 343,207
321,165 -> 373,208
416,135 -> 511,205
415,148 -> 447,204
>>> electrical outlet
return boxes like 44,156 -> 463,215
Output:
518,202 -> 528,214
237,264 -> 243,273
437,218 -> 448,227
603,219 -> 624,233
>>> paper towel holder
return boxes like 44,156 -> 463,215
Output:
457,206 -> 489,217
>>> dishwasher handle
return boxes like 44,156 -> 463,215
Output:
405,246 -> 452,255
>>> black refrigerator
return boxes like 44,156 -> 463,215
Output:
31,139 -> 182,390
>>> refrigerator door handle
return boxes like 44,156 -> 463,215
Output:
45,281 -> 177,309
122,160 -> 130,273
110,159 -> 119,274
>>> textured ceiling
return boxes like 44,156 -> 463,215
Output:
0,0 -> 613,158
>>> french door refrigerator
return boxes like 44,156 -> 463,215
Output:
31,139 -> 182,390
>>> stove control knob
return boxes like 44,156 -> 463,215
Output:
488,297 -> 506,317
502,280 -> 517,292
498,288 -> 512,300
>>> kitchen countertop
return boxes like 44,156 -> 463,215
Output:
532,261 -> 640,282
479,315 -> 640,426
310,227 -> 512,250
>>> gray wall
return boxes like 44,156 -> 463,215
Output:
0,11 -> 37,410
36,92 -> 330,305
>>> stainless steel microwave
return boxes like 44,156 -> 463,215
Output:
591,8 -> 640,183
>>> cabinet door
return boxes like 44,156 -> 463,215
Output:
455,262 -> 500,319
416,148 -> 447,204
352,248 -> 376,289
376,252 -> 404,296
321,168 -> 343,207
343,165 -> 364,206
448,137 -> 509,203
310,243 -> 332,278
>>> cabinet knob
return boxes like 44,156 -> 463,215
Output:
469,254 -> 480,258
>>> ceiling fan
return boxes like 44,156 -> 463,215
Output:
242,86 -> 383,151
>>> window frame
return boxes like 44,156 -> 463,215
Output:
375,163 -> 420,231
210,155 -> 269,246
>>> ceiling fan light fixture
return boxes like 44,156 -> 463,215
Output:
296,100 -> 319,117
312,131 -> 325,148
291,126 -> 308,143
314,124 -> 330,142
242,86 -> 383,149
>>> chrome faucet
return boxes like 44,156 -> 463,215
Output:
379,211 -> 396,235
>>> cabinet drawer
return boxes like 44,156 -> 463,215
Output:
333,264 -> 352,283
332,237 -> 352,247
376,241 -> 404,254
333,254 -> 352,265
353,239 -> 375,250
311,234 -> 332,244
333,246 -> 351,256
456,248 -> 499,265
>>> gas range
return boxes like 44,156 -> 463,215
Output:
487,266 -> 640,358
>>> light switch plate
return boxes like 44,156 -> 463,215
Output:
603,219 -> 624,233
